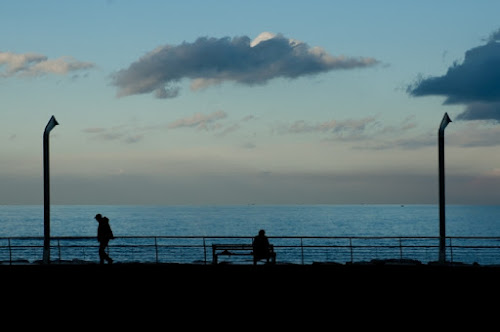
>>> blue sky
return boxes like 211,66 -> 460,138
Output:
2,0 -> 500,204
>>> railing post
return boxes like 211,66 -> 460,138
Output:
154,237 -> 158,263
203,237 -> 207,265
8,238 -> 12,265
349,238 -> 353,263
449,237 -> 453,263
57,239 -> 61,262
300,238 -> 304,265
399,238 -> 403,260
212,244 -> 217,265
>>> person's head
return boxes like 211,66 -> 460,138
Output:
103,217 -> 109,223
95,214 -> 102,221
258,229 -> 265,236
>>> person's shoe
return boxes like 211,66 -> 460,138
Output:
108,258 -> 113,264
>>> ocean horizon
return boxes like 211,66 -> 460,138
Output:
1,204 -> 500,237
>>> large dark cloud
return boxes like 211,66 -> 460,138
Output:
111,32 -> 379,99
408,28 -> 500,121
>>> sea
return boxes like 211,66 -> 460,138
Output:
1,204 -> 500,265
1,204 -> 499,237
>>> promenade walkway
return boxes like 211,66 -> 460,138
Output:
4,261 -> 500,304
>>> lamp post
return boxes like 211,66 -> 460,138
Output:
43,115 -> 59,264
438,112 -> 451,264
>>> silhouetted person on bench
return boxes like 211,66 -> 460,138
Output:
252,229 -> 273,265
95,213 -> 115,264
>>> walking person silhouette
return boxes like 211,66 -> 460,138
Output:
95,214 -> 115,264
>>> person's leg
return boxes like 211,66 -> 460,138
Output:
99,243 -> 106,264
106,246 -> 113,264
99,241 -> 112,264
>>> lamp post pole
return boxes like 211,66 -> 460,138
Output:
438,112 -> 451,264
43,115 -> 59,264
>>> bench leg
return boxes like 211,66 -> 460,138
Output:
253,255 -> 276,265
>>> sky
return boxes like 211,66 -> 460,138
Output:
2,0 -> 500,205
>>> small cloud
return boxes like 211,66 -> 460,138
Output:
447,122 -> 500,147
275,116 -> 379,138
242,115 -> 257,122
168,111 -> 227,130
82,127 -> 106,134
0,52 -> 95,78
111,32 -> 379,99
82,126 -> 144,144
275,115 -> 425,150
354,134 -> 435,150
215,123 -> 240,137
124,135 -> 144,144
241,142 -> 256,149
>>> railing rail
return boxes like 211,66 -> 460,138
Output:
0,236 -> 499,266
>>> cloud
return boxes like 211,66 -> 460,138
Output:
111,32 -> 379,99
275,116 -> 395,142
0,52 -> 95,77
82,111 -> 251,144
168,111 -> 227,130
447,122 -> 500,147
274,115 -> 428,149
355,134 -> 435,150
455,102 -> 500,121
275,117 -> 378,135
83,126 -> 144,144
486,28 -> 500,43
407,28 -> 500,121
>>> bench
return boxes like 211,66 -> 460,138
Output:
212,244 -> 276,265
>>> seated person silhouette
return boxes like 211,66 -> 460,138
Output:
252,229 -> 274,265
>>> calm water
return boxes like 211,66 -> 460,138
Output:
0,204 -> 499,237
1,205 -> 500,265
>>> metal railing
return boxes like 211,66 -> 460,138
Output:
1,236 -> 499,266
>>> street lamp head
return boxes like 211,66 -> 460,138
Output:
439,112 -> 452,132
44,115 -> 59,134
